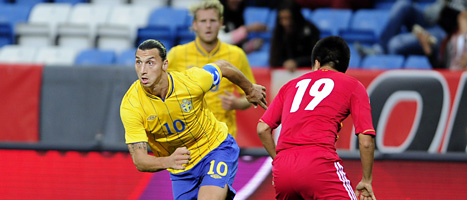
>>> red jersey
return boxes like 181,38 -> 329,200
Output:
260,69 -> 375,155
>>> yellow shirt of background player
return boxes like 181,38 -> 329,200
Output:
167,38 -> 255,137
121,66 -> 228,174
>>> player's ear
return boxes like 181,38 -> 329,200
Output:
162,59 -> 169,71
312,60 -> 320,71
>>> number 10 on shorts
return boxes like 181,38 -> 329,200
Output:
207,160 -> 228,177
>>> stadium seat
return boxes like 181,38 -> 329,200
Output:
301,8 -> 313,21
404,55 -> 432,69
33,46 -> 78,66
348,44 -> 361,68
131,0 -> 168,9
340,9 -> 390,45
57,3 -> 111,51
15,0 -> 47,6
171,0 -> 202,9
97,5 -> 152,53
361,54 -> 405,70
75,49 -> 116,66
90,0 -> 127,4
247,50 -> 269,68
243,7 -> 271,40
0,45 -> 37,64
54,0 -> 87,4
15,3 -> 73,47
310,8 -> 352,38
0,4 -> 31,47
138,7 -> 188,49
115,48 -> 136,67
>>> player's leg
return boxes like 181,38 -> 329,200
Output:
272,150 -> 306,200
198,184 -> 229,200
311,160 -> 357,200
198,134 -> 239,200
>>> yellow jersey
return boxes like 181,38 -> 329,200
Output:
167,38 -> 255,138
120,65 -> 228,174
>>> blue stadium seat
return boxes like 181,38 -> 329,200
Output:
247,51 -> 269,68
116,48 -> 136,67
75,49 -> 116,66
340,9 -> 390,45
348,44 -> 361,68
54,0 -> 87,4
15,0 -> 48,6
0,4 -> 31,47
301,8 -> 313,21
311,8 -> 352,38
404,55 -> 432,69
244,7 -> 271,40
138,7 -> 188,49
361,55 -> 405,70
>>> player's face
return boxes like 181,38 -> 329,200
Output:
135,48 -> 168,89
193,8 -> 222,44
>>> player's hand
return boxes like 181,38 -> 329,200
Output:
168,147 -> 191,170
246,84 -> 267,110
219,90 -> 237,111
355,180 -> 376,200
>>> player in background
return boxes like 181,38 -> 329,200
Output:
257,36 -> 377,200
167,0 -> 256,138
121,39 -> 267,200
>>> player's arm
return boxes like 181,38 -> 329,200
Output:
354,133 -> 376,200
218,91 -> 251,111
127,142 -> 191,172
211,59 -> 268,109
257,121 -> 276,159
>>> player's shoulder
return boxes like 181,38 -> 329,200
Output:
221,42 -> 247,55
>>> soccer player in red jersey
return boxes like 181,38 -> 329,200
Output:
257,36 -> 377,200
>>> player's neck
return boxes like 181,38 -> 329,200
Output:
199,38 -> 219,53
319,65 -> 338,72
146,74 -> 169,99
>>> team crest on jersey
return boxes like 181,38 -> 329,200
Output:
181,99 -> 192,113
147,115 -> 157,121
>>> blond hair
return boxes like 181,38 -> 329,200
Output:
189,0 -> 224,21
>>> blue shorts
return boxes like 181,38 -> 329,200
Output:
170,134 -> 239,200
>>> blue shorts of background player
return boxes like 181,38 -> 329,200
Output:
170,134 -> 240,200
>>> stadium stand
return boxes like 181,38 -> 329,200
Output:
57,3 -> 111,51
348,44 -> 362,68
0,4 -> 31,47
115,48 -> 137,67
33,46 -> 78,66
243,6 -> 272,40
404,55 -> 433,69
361,54 -> 405,69
170,0 -> 201,9
0,45 -> 37,64
15,3 -> 72,47
137,7 -> 189,50
310,8 -> 352,38
340,9 -> 391,45
75,49 -> 116,66
96,4 -> 152,53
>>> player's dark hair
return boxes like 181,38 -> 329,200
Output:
137,39 -> 167,61
311,36 -> 350,73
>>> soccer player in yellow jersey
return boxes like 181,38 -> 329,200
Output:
120,39 -> 267,200
167,0 -> 255,138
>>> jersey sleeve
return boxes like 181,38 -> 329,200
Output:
202,63 -> 223,91
120,98 -> 148,144
259,84 -> 286,129
350,81 -> 376,136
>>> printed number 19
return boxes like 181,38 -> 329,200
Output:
290,78 -> 334,113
